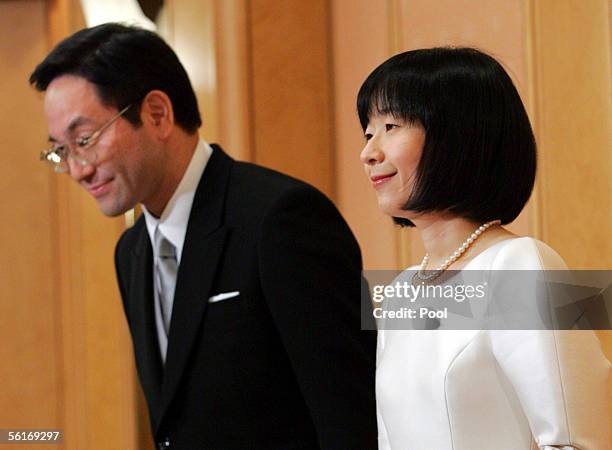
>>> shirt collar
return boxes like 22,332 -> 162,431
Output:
143,139 -> 213,263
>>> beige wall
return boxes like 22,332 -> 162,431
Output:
331,0 -> 400,269
0,2 -> 61,444
248,0 -> 335,198
529,0 -> 611,269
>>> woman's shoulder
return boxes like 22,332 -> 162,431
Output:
467,236 -> 568,270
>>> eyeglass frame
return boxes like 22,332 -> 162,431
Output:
40,104 -> 132,173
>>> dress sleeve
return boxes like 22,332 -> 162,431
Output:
488,238 -> 610,449
490,329 -> 610,449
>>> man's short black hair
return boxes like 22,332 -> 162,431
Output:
30,23 -> 201,133
357,47 -> 536,227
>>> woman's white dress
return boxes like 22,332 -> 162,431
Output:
376,237 -> 610,449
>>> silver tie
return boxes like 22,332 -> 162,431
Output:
154,228 -> 177,336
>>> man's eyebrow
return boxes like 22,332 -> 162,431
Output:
47,116 -> 95,142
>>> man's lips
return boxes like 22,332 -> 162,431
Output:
370,173 -> 396,186
88,179 -> 112,198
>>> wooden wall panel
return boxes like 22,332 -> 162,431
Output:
331,0 -> 399,269
529,0 -> 611,269
0,4 -> 62,450
171,0 -> 220,144
214,0 -> 252,161
249,0 -> 335,198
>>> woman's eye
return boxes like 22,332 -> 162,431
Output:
364,133 -> 373,141
385,123 -> 398,131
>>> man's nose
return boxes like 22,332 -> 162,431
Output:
66,156 -> 95,182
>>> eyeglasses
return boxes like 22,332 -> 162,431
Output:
40,104 -> 132,173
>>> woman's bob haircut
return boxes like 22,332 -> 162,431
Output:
357,47 -> 536,227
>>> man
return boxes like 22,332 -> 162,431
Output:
30,24 -> 377,449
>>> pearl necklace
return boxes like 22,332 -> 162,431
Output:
415,219 -> 501,282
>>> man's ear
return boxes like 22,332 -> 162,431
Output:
140,90 -> 174,139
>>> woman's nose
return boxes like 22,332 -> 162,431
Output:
360,139 -> 384,165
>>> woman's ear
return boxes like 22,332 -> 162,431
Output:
140,90 -> 175,139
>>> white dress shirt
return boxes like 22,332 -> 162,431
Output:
376,237 -> 610,449
142,139 -> 213,362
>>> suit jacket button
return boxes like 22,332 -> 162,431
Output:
157,438 -> 170,449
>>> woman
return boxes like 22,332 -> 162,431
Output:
358,47 -> 610,449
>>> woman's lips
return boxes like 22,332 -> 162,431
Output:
371,173 -> 396,186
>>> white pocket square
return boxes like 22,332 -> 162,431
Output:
208,291 -> 240,303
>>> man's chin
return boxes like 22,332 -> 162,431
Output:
96,199 -> 135,218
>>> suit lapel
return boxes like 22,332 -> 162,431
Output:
129,229 -> 164,427
156,145 -> 233,431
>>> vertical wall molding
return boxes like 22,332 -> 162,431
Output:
526,0 -> 611,269
247,0 -> 335,199
214,0 -> 253,161
331,0 -> 399,269
523,0 -> 543,241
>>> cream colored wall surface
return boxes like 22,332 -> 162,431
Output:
529,0 -> 611,269
0,4 -> 62,448
214,0 -> 252,161
248,0 -> 335,198
170,0 -> 220,144
332,0 -> 399,269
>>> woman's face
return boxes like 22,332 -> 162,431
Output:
360,113 -> 425,218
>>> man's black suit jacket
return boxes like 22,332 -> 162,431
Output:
114,145 -> 377,449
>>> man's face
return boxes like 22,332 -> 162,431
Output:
44,75 -> 160,216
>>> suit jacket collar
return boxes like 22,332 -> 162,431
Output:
130,144 -> 232,433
